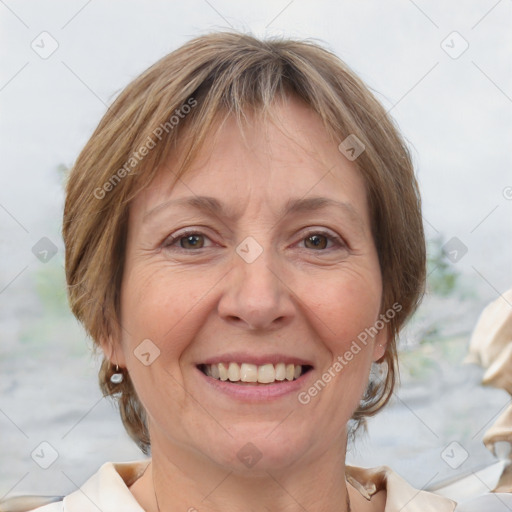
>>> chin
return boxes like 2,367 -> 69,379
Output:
204,426 -> 316,474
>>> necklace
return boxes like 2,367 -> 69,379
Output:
151,463 -> 352,512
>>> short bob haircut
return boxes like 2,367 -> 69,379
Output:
63,31 -> 426,454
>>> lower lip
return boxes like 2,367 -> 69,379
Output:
196,367 -> 312,401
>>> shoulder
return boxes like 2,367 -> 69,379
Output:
0,460 -> 150,512
28,500 -> 64,511
346,464 -> 457,511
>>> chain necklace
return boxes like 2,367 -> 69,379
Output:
150,462 -> 352,512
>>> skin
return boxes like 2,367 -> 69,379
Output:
103,96 -> 388,512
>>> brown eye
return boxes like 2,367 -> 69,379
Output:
304,234 -> 329,250
180,234 -> 205,249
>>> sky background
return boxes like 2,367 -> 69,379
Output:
1,0 -> 511,502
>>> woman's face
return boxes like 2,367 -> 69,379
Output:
111,97 -> 387,472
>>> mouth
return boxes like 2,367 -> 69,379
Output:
197,362 -> 314,385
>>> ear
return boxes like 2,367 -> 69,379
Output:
98,332 -> 127,368
372,325 -> 390,363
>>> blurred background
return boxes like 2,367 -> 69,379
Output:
1,0 -> 511,501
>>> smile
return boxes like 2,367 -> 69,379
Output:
198,362 -> 313,384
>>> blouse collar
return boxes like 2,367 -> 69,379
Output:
346,465 -> 457,511
61,460 -> 457,512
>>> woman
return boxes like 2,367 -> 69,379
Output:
4,32 -> 458,511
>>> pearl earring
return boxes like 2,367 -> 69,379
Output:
110,364 -> 124,384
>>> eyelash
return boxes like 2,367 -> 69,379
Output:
162,229 -> 346,251
302,231 -> 346,250
162,230 -> 210,250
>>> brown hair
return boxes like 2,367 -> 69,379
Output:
63,31 -> 426,453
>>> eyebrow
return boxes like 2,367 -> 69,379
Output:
143,196 -> 233,222
143,195 -> 363,227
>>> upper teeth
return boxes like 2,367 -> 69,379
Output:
203,362 -> 303,383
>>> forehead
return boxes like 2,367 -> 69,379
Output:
130,97 -> 371,228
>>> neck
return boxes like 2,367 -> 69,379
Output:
142,430 -> 352,512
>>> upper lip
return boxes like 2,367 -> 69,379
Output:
199,352 -> 314,367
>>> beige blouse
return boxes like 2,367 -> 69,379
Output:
0,460 -> 460,512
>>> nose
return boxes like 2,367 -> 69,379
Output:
217,246 -> 295,331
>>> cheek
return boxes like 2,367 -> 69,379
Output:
302,268 -> 382,347
297,266 -> 382,399
119,264 -> 215,363
117,266 -> 206,421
